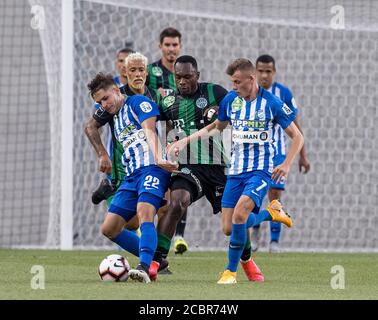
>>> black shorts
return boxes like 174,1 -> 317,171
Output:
170,165 -> 227,214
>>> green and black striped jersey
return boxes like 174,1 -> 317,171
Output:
146,59 -> 176,95
160,82 -> 228,166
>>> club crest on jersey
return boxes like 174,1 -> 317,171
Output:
163,95 -> 175,108
255,109 -> 265,120
196,97 -> 208,109
231,97 -> 244,112
137,130 -> 146,139
151,66 -> 163,77
140,101 -> 153,113
282,104 -> 293,115
181,167 -> 191,174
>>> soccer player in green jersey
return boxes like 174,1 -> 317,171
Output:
146,27 -> 190,254
146,27 -> 181,97
149,56 -> 266,282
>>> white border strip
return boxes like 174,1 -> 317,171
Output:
61,0 -> 74,250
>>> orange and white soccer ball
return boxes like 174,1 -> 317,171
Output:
98,254 -> 130,282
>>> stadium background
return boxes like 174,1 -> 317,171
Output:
1,0 -> 378,252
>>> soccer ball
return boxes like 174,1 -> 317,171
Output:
98,254 -> 130,282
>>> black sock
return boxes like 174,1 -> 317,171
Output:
241,246 -> 251,262
153,247 -> 169,264
138,263 -> 149,273
175,211 -> 187,237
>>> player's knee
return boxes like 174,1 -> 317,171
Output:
233,199 -> 254,223
233,206 -> 251,223
233,213 -> 246,224
157,205 -> 168,219
169,199 -> 189,221
223,225 -> 232,236
101,223 -> 119,239
124,217 -> 139,231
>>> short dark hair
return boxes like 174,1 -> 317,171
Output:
226,58 -> 255,76
159,27 -> 182,44
256,54 -> 276,68
87,72 -> 116,98
117,47 -> 134,57
174,55 -> 198,71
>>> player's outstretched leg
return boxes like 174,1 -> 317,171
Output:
245,200 -> 292,229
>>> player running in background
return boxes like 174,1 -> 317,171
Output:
113,47 -> 134,87
146,27 -> 189,254
170,58 -> 303,284
252,54 -> 311,253
147,27 -> 181,97
85,73 -> 177,283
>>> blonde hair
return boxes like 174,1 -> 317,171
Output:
125,52 -> 148,68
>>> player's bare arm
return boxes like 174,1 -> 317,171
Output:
168,119 -> 228,157
84,117 -> 112,174
141,117 -> 178,173
271,122 -> 304,183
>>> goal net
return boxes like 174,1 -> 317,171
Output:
1,0 -> 378,252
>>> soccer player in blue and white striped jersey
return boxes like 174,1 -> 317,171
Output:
253,54 -> 311,253
216,59 -> 304,283
169,59 -> 304,284
92,48 -> 135,188
85,73 -> 178,283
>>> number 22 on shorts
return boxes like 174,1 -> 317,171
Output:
144,175 -> 160,190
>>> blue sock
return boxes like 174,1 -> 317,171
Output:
227,223 -> 246,272
270,221 -> 281,242
246,209 -> 272,228
112,229 -> 140,257
139,222 -> 157,269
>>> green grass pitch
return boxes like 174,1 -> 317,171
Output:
0,249 -> 377,300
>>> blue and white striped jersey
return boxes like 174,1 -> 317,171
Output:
111,95 -> 160,176
218,87 -> 296,175
112,75 -> 124,88
267,82 -> 298,157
